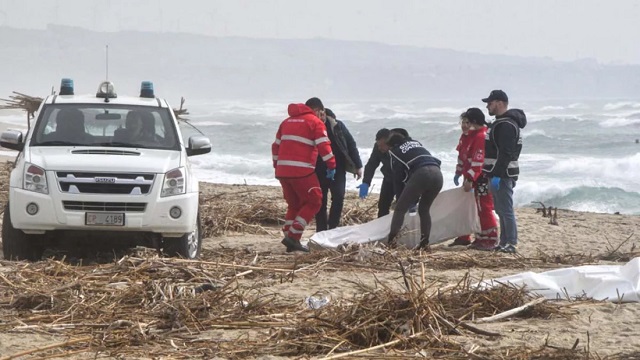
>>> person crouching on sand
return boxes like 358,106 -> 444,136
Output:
449,108 -> 499,251
383,132 -> 443,250
272,103 -> 337,253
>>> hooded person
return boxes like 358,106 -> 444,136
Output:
272,103 -> 337,252
449,108 -> 499,251
482,90 -> 527,254
306,98 -> 363,231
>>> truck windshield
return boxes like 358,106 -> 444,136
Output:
30,105 -> 180,150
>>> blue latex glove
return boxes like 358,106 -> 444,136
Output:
491,177 -> 501,191
453,174 -> 461,186
326,168 -> 336,180
357,183 -> 369,199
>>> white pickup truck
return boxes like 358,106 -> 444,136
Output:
0,79 -> 211,260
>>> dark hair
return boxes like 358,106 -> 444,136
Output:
305,97 -> 324,110
386,132 -> 407,147
389,127 -> 409,138
325,108 -> 336,118
375,128 -> 390,140
462,107 -> 487,126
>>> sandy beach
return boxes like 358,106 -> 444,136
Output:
0,165 -> 639,358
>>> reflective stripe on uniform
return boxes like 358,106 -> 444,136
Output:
294,216 -> 308,227
322,152 -> 334,161
276,160 -> 315,169
281,135 -> 315,146
483,158 -> 518,168
289,227 -> 304,234
272,155 -> 278,160
274,138 -> 281,144
315,136 -> 330,145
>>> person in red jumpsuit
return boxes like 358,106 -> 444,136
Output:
272,103 -> 337,252
449,108 -> 499,251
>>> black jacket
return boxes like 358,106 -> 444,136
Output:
389,138 -> 441,194
483,109 -> 527,180
362,144 -> 392,185
316,117 -> 362,175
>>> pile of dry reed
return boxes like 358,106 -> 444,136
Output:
0,255 -> 569,359
210,266 -> 572,359
0,252 -> 634,359
199,187 -> 378,237
0,255 -> 302,358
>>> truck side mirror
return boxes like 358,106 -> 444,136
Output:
186,135 -> 211,156
0,130 -> 25,151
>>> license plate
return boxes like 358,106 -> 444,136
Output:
85,212 -> 125,226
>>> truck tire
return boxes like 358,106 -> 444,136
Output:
2,205 -> 45,261
163,212 -> 202,259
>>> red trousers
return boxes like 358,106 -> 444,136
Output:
459,181 -> 498,243
279,175 -> 323,241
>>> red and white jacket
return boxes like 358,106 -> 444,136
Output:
455,127 -> 487,182
272,104 -> 336,178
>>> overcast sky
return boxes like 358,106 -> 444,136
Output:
1,0 -> 638,65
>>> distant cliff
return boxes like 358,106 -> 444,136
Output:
0,24 -> 638,101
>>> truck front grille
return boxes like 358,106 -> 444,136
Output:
56,172 -> 155,195
63,201 -> 147,212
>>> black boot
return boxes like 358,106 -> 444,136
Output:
417,236 -> 430,250
281,237 -> 309,253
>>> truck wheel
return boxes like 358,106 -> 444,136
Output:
163,212 -> 202,259
2,205 -> 44,261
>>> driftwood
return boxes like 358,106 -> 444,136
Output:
0,91 -> 44,130
475,297 -> 547,323
532,202 -> 559,225
0,336 -> 92,360
533,201 -> 549,217
549,207 -> 559,225
172,96 -> 189,120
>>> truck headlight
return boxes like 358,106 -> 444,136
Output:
24,163 -> 48,194
161,167 -> 186,197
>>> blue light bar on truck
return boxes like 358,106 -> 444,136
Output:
59,78 -> 74,95
140,81 -> 154,98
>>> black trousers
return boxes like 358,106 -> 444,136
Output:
377,179 -> 396,218
315,170 -> 347,231
388,165 -> 443,246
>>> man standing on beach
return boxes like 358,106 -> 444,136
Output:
482,90 -> 527,253
305,98 -> 363,231
272,103 -> 337,252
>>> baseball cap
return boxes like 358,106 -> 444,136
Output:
481,90 -> 508,103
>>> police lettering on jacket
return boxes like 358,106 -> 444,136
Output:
389,139 -> 441,184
